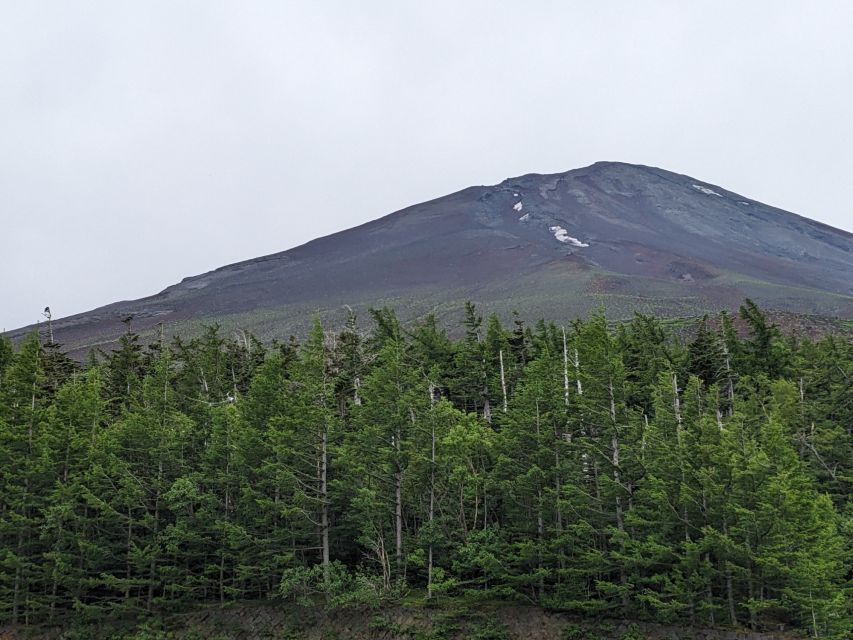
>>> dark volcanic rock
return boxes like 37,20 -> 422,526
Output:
9,162 -> 853,351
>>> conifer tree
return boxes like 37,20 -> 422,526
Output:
0,335 -> 13,383
0,300 -> 848,635
266,319 -> 338,588
105,320 -> 145,413
40,368 -> 107,619
344,332 -> 426,588
492,349 -> 565,602
0,332 -> 50,623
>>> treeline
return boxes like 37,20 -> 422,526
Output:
0,301 -> 850,636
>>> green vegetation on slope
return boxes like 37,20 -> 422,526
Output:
0,301 -> 850,637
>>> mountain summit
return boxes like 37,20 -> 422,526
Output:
11,162 -> 853,349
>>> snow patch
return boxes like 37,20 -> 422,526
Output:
692,184 -> 723,197
550,225 -> 589,247
518,213 -> 530,222
739,201 -> 750,206
513,193 -> 519,197
513,201 -> 523,211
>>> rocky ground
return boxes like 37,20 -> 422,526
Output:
0,603 -> 806,640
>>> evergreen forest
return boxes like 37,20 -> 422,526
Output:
0,301 -> 850,637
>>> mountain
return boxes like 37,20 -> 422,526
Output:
9,162 -> 853,351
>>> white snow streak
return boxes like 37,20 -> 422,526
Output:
692,184 -> 723,197
513,201 -> 523,211
549,225 -> 589,247
518,213 -> 530,222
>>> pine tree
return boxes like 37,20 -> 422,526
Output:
0,300 -> 848,635
105,320 -> 146,414
739,299 -> 791,380
573,314 -> 638,614
39,367 -> 106,620
265,319 -> 338,590
343,332 -> 426,589
492,349 -> 565,602
0,332 -> 50,623
450,302 -> 491,419
0,335 -> 13,383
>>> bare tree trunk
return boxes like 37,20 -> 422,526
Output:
810,589 -> 820,638
747,566 -> 758,629
573,348 -> 583,395
321,427 -> 330,584
554,445 -> 563,540
562,327 -> 570,405
672,372 -> 683,431
427,413 -> 436,599
723,520 -> 737,626
459,483 -> 467,534
706,567 -> 716,626
220,433 -> 232,603
371,531 -> 391,591
670,373 -> 696,619
43,307 -> 54,344
721,339 -> 735,416
199,366 -> 209,396
148,459 -> 163,611
482,471 -> 488,531
610,378 -> 629,612
534,400 -> 545,600
12,531 -> 22,624
553,412 -> 564,572
395,420 -> 404,573
499,349 -> 508,413
672,373 -> 689,541
125,510 -> 133,601
49,550 -> 60,621
537,488 -> 545,600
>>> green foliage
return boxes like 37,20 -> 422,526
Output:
0,304 -> 851,636
467,618 -> 510,640
279,560 -> 383,609
619,623 -> 643,640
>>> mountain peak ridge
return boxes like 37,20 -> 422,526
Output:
8,162 -> 853,352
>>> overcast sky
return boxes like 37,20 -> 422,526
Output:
2,1 -> 852,330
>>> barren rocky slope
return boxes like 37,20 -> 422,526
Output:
10,162 -> 853,350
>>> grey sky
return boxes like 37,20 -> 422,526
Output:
2,1 -> 852,331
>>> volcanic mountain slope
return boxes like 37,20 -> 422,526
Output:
10,162 -> 853,351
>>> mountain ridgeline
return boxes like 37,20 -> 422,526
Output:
1,302 -> 851,637
9,162 -> 853,352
